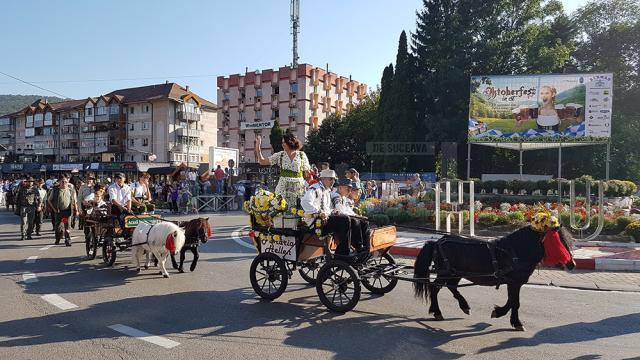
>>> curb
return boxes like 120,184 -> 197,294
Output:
390,245 -> 640,272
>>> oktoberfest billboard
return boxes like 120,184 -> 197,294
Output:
468,73 -> 613,142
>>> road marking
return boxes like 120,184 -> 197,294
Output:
40,245 -> 55,250
108,324 -> 180,349
25,256 -> 38,264
231,227 -> 255,250
41,294 -> 78,310
22,272 -> 38,283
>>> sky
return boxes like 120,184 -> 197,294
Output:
0,0 -> 588,103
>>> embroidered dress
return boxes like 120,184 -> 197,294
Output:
269,151 -> 311,209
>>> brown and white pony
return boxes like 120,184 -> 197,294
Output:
170,217 -> 212,273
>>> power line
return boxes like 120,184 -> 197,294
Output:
0,71 -> 69,99
0,73 -> 218,85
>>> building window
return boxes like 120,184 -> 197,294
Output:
239,112 -> 246,121
255,110 -> 262,120
130,139 -> 135,146
290,83 -> 298,94
272,109 -> 279,119
200,124 -> 204,130
130,107 -> 134,114
145,105 -> 150,113
97,106 -> 107,116
200,140 -> 204,146
142,122 -> 150,130
256,88 -> 263,98
86,108 -> 93,116
143,138 -> 148,146
131,155 -> 135,161
26,115 -> 33,127
143,154 -> 149,161
130,123 -> 134,131
223,92 -> 229,101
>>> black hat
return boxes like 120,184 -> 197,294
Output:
350,181 -> 362,190
114,172 -> 125,179
25,176 -> 34,182
338,178 -> 352,186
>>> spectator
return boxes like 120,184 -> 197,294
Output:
214,165 -> 224,194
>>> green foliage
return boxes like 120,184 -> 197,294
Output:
616,216 -> 635,233
478,213 -> 498,226
633,196 -> 640,207
507,211 -> 526,223
625,221 -> 640,241
369,214 -> 391,226
269,119 -> 284,153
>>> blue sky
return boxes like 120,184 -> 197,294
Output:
0,0 -> 588,103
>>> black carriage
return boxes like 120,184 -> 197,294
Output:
248,215 -> 400,313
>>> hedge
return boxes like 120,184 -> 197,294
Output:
472,177 -> 637,197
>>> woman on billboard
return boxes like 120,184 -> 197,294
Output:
537,85 -> 560,131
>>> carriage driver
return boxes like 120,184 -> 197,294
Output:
301,169 -> 358,259
108,173 -> 132,229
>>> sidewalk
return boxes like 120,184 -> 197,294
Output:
391,231 -> 640,272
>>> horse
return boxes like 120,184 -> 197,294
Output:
170,217 -> 212,273
132,221 -> 186,278
413,225 -> 576,331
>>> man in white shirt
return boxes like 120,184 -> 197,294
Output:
301,169 -> 354,258
131,173 -> 153,214
108,173 -> 132,228
331,179 -> 370,254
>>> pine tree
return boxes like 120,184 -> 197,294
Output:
270,119 -> 284,153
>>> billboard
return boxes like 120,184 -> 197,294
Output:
468,73 -> 613,142
209,146 -> 239,174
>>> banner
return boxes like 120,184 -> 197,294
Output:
209,146 -> 239,173
468,73 -> 613,142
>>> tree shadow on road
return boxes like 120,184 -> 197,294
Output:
477,313 -> 640,354
0,289 -> 468,359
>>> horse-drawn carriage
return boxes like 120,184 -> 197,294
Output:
82,208 -> 161,266
248,214 -> 402,312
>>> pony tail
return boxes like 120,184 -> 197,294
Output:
413,242 -> 435,303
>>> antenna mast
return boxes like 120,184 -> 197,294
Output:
290,0 -> 300,67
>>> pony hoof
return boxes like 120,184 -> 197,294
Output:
433,314 -> 444,321
513,324 -> 526,331
462,308 -> 470,315
163,274 -> 169,278
135,268 -> 141,273
144,265 -> 149,270
178,268 -> 184,273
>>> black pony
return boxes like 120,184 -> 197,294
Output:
170,217 -> 212,273
413,225 -> 575,331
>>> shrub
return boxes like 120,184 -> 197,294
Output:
633,196 -> 640,207
493,180 -> 508,193
625,221 -> 640,242
559,211 -> 585,227
621,181 -> 637,196
478,213 -> 498,226
575,175 -> 594,195
603,219 -> 619,234
495,214 -> 509,225
385,207 -> 402,221
536,180 -> 552,192
507,211 -> 526,224
370,214 -> 390,226
616,216 -> 635,233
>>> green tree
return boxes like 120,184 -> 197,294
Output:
269,119 -> 284,153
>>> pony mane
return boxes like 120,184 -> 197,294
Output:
558,226 -> 575,249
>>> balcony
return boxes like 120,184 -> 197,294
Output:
60,148 -> 79,155
172,144 -> 200,153
94,114 -> 109,122
0,125 -> 15,132
62,118 -> 79,126
34,148 -> 55,156
109,113 -> 120,121
175,127 -> 201,137
61,132 -> 78,140
177,111 -> 200,122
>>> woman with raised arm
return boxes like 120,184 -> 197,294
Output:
255,129 -> 310,208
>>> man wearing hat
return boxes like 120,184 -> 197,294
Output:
48,175 -> 78,246
332,179 -> 370,254
301,169 -> 354,259
16,177 -> 41,240
108,173 -> 132,229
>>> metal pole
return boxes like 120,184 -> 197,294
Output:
605,141 -> 611,180
519,142 -> 523,180
466,142 -> 471,180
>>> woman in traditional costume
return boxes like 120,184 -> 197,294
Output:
255,130 -> 310,209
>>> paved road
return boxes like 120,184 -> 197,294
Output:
1,210 -> 639,359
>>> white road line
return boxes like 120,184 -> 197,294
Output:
108,324 -> 180,349
231,227 -> 256,250
22,272 -> 38,283
39,245 -> 55,251
41,294 -> 79,310
25,256 -> 38,264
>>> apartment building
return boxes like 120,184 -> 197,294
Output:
0,82 -> 217,165
217,64 -> 367,162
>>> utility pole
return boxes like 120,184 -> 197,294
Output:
290,0 -> 300,67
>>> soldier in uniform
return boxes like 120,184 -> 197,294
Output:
16,177 -> 41,240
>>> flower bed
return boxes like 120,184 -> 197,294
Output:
360,196 -> 637,239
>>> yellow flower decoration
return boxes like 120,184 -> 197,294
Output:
273,235 -> 281,241
291,208 -> 298,215
297,209 -> 305,217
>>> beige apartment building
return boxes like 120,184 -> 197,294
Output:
217,63 -> 367,162
1,82 -> 217,165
